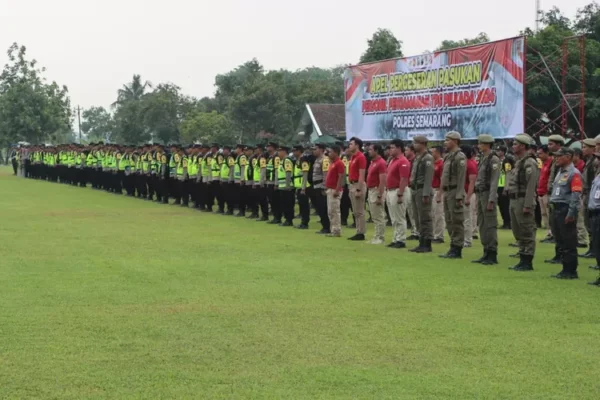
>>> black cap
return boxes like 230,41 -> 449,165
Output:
223,145 -> 232,151
211,143 -> 219,148
278,145 -> 290,152
292,144 -> 304,152
244,145 -> 255,150
235,144 -> 245,150
267,141 -> 278,148
256,143 -> 265,150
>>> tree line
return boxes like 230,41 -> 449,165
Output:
2,2 -> 600,149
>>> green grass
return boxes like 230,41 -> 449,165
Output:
1,166 -> 599,399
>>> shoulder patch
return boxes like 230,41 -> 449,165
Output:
492,163 -> 498,170
526,167 -> 532,175
459,160 -> 465,166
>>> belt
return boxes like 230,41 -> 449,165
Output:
509,193 -> 526,199
443,185 -> 457,191
589,209 -> 600,216
313,179 -> 323,185
475,187 -> 490,193
550,202 -> 569,209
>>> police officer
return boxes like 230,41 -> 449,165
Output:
277,146 -> 295,226
544,134 -> 566,252
254,144 -> 269,221
587,151 -> 600,283
310,144 -> 330,234
472,134 -> 501,265
496,146 -> 514,229
508,134 -> 539,272
438,131 -> 467,259
233,144 -> 248,217
581,138 -> 597,259
409,135 -> 434,253
549,147 -> 583,279
293,145 -> 311,229
266,142 -> 282,224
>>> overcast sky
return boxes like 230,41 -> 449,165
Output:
0,0 -> 592,110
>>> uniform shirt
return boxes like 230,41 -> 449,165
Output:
464,158 -> 478,194
550,162 -> 582,218
312,156 -> 328,189
474,152 -> 501,203
432,158 -> 443,189
508,154 -> 540,209
582,157 -> 596,194
386,155 -> 410,189
441,148 -> 467,200
536,157 -> 552,196
326,158 -> 345,190
366,156 -> 387,188
410,152 -> 434,196
348,151 -> 367,182
587,174 -> 600,210
547,157 -> 560,194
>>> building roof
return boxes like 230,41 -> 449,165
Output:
298,104 -> 345,137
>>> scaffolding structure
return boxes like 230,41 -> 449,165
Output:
525,35 -> 586,142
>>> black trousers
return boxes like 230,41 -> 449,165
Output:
237,184 -> 248,215
498,188 -> 511,227
246,185 -> 258,214
11,159 -> 17,175
267,186 -> 282,221
341,185 -> 352,224
552,203 -> 578,273
222,182 -> 234,212
297,189 -> 310,226
255,186 -> 269,217
197,182 -> 207,209
309,187 -> 330,231
590,210 -> 600,268
281,189 -> 295,223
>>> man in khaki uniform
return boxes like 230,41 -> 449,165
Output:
438,131 -> 467,259
509,134 -> 540,271
472,134 -> 501,265
409,135 -> 434,253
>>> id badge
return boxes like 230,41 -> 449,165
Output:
595,190 -> 600,200
555,187 -> 561,196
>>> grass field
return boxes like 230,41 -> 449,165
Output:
1,166 -> 599,399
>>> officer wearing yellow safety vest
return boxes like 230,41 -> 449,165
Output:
266,142 -> 282,224
292,144 -> 311,229
277,145 -> 295,226
198,144 -> 210,211
206,143 -> 220,212
253,144 -> 269,221
496,145 -> 514,230
220,145 -> 235,215
245,145 -> 259,219
233,144 -> 248,217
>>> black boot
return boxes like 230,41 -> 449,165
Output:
439,246 -> 456,258
472,252 -> 488,263
481,251 -> 498,265
514,254 -> 534,271
409,238 -> 423,252
415,239 -> 432,253
545,251 -> 562,264
509,254 -> 524,270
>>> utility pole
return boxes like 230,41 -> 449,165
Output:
76,105 -> 82,144
535,0 -> 541,32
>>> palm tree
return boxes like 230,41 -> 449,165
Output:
112,74 -> 152,107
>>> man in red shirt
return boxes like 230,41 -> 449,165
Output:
537,145 -> 553,241
462,145 -> 478,248
431,146 -> 445,243
347,137 -> 367,241
386,139 -> 411,248
366,144 -> 387,244
325,145 -> 346,237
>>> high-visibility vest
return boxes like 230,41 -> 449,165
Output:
221,156 -> 233,180
176,155 -> 185,179
86,153 -> 96,167
234,155 -> 244,181
189,155 -> 198,177
169,154 -> 177,177
498,171 -> 506,188
278,157 -> 293,189
201,156 -> 210,178
142,154 -> 149,173
253,157 -> 262,183
293,161 -> 310,189
342,155 -> 350,185
211,156 -> 221,178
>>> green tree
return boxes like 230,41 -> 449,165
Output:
359,29 -> 403,64
112,74 -> 152,144
81,106 -> 115,143
0,43 -> 71,145
142,83 -> 182,144
436,32 -> 490,51
180,110 -> 231,144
